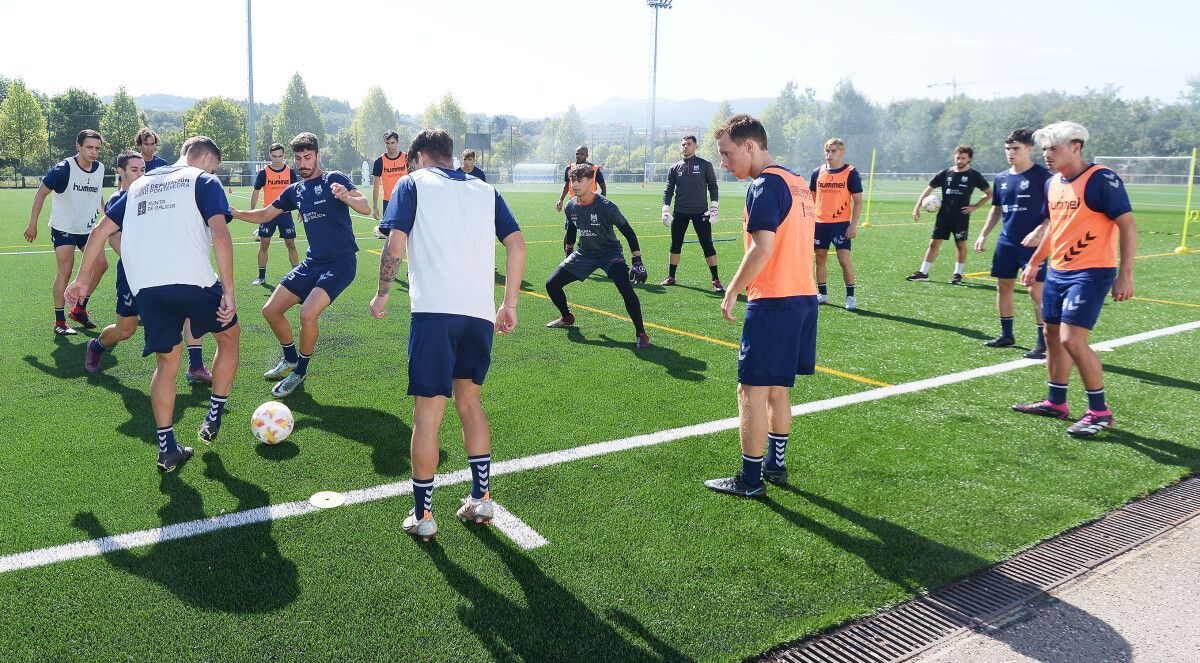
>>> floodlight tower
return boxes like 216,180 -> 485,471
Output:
644,0 -> 672,184
246,0 -> 257,163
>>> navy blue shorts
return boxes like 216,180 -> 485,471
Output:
137,283 -> 236,356
114,259 -> 138,318
407,313 -> 495,398
814,221 -> 852,251
990,242 -> 1046,282
560,250 -> 626,281
280,255 -> 358,303
257,214 -> 297,239
1042,267 -> 1116,330
738,295 -> 818,387
51,228 -> 89,250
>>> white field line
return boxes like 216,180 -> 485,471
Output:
1,319 -> 1197,574
491,504 -> 549,550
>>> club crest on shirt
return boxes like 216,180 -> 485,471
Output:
314,184 -> 323,197
1020,179 -> 1030,190
590,213 -> 598,223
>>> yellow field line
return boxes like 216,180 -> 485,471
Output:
962,270 -> 992,278
1134,251 -> 1188,260
1132,296 -> 1200,309
365,248 -> 381,255
514,288 -> 892,387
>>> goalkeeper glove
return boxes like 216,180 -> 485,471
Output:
707,201 -> 719,224
661,205 -> 671,227
629,255 -> 648,284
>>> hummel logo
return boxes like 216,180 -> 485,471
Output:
320,271 -> 334,280
1064,295 -> 1086,312
1110,181 -> 1120,189
738,343 -> 749,361
123,294 -> 133,307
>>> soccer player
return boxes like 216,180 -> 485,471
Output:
556,145 -> 606,255
706,114 -> 818,497
1012,122 -> 1136,437
136,128 -> 170,173
77,151 -> 214,383
24,129 -> 107,335
908,146 -> 992,284
545,163 -> 651,349
809,137 -> 863,309
66,136 -> 240,472
457,149 -> 487,182
232,132 -> 371,398
368,128 -> 527,541
973,129 -> 1053,358
249,143 -> 300,285
660,135 -> 724,292
371,131 -> 408,237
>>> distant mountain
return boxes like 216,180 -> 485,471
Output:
579,96 -> 775,128
98,94 -> 200,112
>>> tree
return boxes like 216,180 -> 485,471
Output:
99,87 -> 141,164
47,88 -> 105,160
325,127 -> 365,176
492,132 -> 531,173
0,79 -> 50,174
821,79 -> 877,168
701,100 -> 734,164
351,86 -> 398,162
273,73 -> 324,147
160,128 -> 187,164
185,97 -> 248,161
255,111 -> 275,159
422,93 -> 468,155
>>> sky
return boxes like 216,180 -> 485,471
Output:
3,0 -> 1197,118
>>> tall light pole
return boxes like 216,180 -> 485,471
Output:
246,0 -> 257,165
644,0 -> 672,184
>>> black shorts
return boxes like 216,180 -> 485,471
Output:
932,215 -> 969,241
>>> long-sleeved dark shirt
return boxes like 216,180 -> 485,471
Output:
663,156 -> 719,214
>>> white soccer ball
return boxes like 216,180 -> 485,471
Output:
251,401 -> 294,445
922,195 -> 942,213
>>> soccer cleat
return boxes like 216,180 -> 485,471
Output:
1011,400 -> 1071,420
762,465 -> 789,485
1067,411 -> 1114,438
186,366 -> 213,385
251,276 -> 266,285
456,493 -> 495,524
844,295 -> 857,311
54,321 -> 78,336
402,508 -> 438,540
816,294 -> 829,305
545,313 -> 576,328
84,338 -> 104,373
264,358 -> 298,381
157,446 -> 194,474
271,372 -> 305,398
636,332 -> 651,349
985,336 -> 1016,348
950,273 -> 964,285
712,279 -> 725,294
197,417 -> 221,444
703,471 -> 766,497
68,306 -> 97,329
1024,346 -> 1047,360
660,276 -> 676,286
373,225 -> 388,240
906,271 -> 929,282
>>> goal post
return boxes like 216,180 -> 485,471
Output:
1095,152 -> 1198,253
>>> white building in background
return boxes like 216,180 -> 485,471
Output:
586,123 -> 634,148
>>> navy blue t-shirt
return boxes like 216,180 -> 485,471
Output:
807,164 -> 863,194
1039,164 -> 1133,221
382,167 -> 519,241
456,166 -> 487,183
107,171 -> 232,229
992,164 -> 1052,246
746,168 -> 797,234
42,157 -> 101,193
273,171 -> 359,261
143,155 -> 170,173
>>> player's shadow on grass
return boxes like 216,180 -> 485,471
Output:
285,390 -> 435,476
565,327 -> 707,381
71,452 -> 299,614
762,486 -> 1131,662
852,308 -> 991,341
1105,364 -> 1200,394
23,354 -> 206,440
423,528 -> 693,662
1099,430 -> 1200,469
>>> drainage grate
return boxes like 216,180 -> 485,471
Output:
759,475 -> 1200,663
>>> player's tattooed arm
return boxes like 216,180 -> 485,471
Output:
378,253 -> 403,295
370,230 -> 408,318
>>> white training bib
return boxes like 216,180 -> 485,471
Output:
48,158 -> 105,234
121,165 -> 216,296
